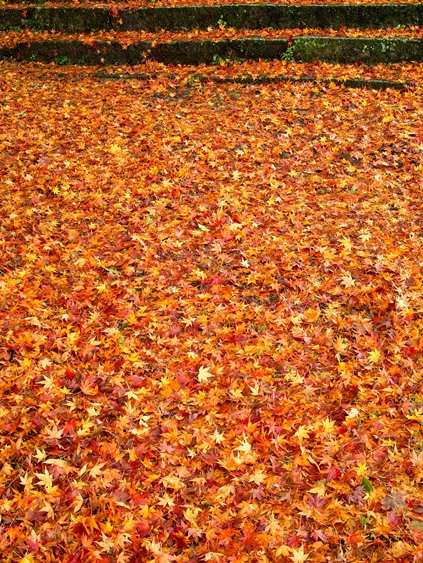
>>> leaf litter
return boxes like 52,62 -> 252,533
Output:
0,61 -> 422,562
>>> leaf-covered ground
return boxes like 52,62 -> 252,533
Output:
0,0 -> 420,6
1,26 -> 423,50
1,61 -> 423,562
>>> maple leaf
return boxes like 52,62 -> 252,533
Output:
294,426 -> 310,441
249,380 -> 261,396
34,448 -> 47,462
275,545 -> 292,558
89,462 -> 107,478
303,307 -> 320,323
308,482 -> 326,497
265,512 -> 283,536
367,349 -> 381,364
95,532 -> 115,553
290,545 -> 309,563
235,437 -> 252,455
42,424 -> 64,441
19,472 -> 33,488
248,468 -> 267,485
333,336 -> 349,357
158,492 -> 175,507
321,417 -> 335,434
109,143 -> 123,155
340,272 -> 355,288
39,357 -> 52,369
161,474 -> 184,490
406,408 -> 423,424
355,462 -> 368,477
39,500 -> 55,519
184,506 -> 202,526
44,458 -> 72,474
197,365 -> 213,384
204,553 -> 225,562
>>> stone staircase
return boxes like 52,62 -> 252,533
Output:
0,1 -> 422,71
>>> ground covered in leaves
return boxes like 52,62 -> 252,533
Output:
1,61 -> 423,562
1,0 -> 420,6
1,25 -> 423,51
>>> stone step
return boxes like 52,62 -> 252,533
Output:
0,33 -> 422,64
1,3 -> 422,32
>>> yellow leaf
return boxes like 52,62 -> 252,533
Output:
35,468 -> 53,491
303,308 -> 320,323
265,512 -> 283,536
406,408 -> 423,424
294,425 -> 310,441
100,521 -> 114,534
355,462 -> 368,477
72,495 -> 84,513
34,448 -> 47,462
161,475 -> 185,490
248,468 -> 267,485
290,545 -> 309,563
110,143 -> 122,154
367,349 -> 381,364
204,553 -> 225,562
39,500 -> 55,519
44,458 -> 72,474
184,506 -> 202,526
235,438 -> 252,455
157,492 -> 175,507
39,357 -> 52,369
340,272 -> 355,287
89,462 -> 106,478
308,482 -> 326,497
275,545 -> 292,558
127,313 -> 137,325
218,455 -> 238,471
321,417 -> 335,434
198,365 -> 213,384
19,472 -> 33,487
382,114 -> 394,124
333,336 -> 349,355
388,541 -> 413,558
290,314 -> 303,325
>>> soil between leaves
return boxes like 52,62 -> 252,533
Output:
0,62 -> 423,562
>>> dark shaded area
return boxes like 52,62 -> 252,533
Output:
1,37 -> 421,65
1,4 -> 422,32
149,38 -> 289,64
0,40 -> 151,65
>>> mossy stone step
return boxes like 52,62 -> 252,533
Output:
0,39 -> 289,65
1,36 -> 422,65
294,36 -> 423,63
1,4 -> 422,32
